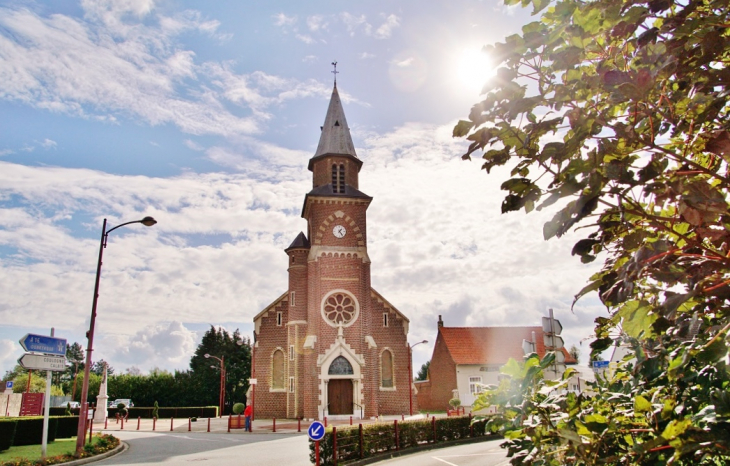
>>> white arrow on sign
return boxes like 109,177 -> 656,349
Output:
18,354 -> 66,371
542,317 -> 563,335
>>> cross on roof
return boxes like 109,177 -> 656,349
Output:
331,61 -> 339,85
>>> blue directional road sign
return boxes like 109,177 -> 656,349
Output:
592,360 -> 610,370
308,421 -> 326,441
19,334 -> 67,356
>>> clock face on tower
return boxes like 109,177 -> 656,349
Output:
333,225 -> 346,238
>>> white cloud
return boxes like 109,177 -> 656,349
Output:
273,13 -> 297,27
40,139 -> 58,149
0,149 -> 13,156
0,340 -> 18,375
303,55 -> 317,63
306,15 -> 328,32
184,139 -> 204,151
296,34 -> 316,44
0,117 -> 603,375
340,13 -> 372,37
359,52 -> 375,59
374,14 -> 400,39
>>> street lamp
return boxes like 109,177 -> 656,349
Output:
407,339 -> 428,416
205,354 -> 225,417
75,216 -> 156,455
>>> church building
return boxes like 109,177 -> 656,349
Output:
251,82 -> 412,420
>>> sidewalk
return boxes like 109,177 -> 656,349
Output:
98,413 -> 449,435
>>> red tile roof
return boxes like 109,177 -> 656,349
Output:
439,326 -> 577,365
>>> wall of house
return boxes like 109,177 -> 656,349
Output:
416,331 -> 457,412
455,364 -> 502,407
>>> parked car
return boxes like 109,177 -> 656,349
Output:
58,401 -> 80,409
109,399 -> 133,408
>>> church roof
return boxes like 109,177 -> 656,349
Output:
438,326 -> 577,365
313,85 -> 358,159
285,232 -> 310,251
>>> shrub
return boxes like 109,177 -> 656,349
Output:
152,401 -> 159,419
0,419 -> 18,452
448,398 -> 461,409
54,416 -> 79,439
309,416 -> 490,465
13,417 -> 58,446
232,403 -> 245,415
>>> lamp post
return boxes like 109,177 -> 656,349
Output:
407,339 -> 428,416
75,216 -> 156,455
205,354 -> 225,417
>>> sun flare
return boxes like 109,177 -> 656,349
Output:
455,47 -> 495,96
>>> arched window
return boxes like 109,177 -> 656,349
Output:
272,349 -> 285,390
381,350 -> 394,388
328,356 -> 354,375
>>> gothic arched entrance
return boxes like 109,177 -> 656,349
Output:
327,356 -> 354,415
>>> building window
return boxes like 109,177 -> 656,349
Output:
383,313 -> 389,327
469,376 -> 483,395
331,163 -> 345,193
289,377 -> 295,393
276,312 -> 282,326
381,349 -> 394,388
328,356 -> 354,375
289,345 -> 294,360
290,291 -> 295,306
321,290 -> 359,327
272,350 -> 285,390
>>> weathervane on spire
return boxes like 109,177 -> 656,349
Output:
331,61 -> 339,86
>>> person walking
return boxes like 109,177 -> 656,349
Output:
243,403 -> 252,432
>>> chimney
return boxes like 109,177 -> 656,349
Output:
438,315 -> 443,328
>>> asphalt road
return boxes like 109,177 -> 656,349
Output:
97,431 -> 312,466
97,431 -> 508,466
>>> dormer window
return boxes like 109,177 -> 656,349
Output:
331,163 -> 345,193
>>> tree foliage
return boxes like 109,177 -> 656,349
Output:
416,361 -> 431,381
189,326 -> 252,413
456,0 -> 730,463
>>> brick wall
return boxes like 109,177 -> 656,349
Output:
416,329 -> 457,411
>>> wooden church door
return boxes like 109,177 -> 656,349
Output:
328,379 -> 353,415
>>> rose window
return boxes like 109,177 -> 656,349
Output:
323,293 -> 357,325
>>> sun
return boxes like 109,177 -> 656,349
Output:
455,47 -> 495,96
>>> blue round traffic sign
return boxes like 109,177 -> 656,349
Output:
308,421 -> 325,441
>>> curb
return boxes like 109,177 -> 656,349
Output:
57,441 -> 128,466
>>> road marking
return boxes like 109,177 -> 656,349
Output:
432,453 -> 505,465
431,457 -> 459,466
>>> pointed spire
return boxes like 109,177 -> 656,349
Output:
314,85 -> 358,158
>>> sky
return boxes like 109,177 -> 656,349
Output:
0,0 -> 609,379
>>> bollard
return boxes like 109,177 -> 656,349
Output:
121,417 -> 124,430
227,415 -> 231,433
137,416 -> 141,430
170,417 -> 174,432
350,416 -> 352,425
188,417 -> 191,432
153,417 -> 156,431
104,417 -> 108,430
298,418 -> 301,432
88,419 -> 93,443
401,414 -> 404,421
324,416 -> 327,427
207,417 -> 211,432
273,418 -> 276,433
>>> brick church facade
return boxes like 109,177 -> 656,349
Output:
251,84 -> 412,420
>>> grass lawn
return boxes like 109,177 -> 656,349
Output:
0,437 -> 104,464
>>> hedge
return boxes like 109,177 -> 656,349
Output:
55,416 -> 79,438
309,415 -> 490,465
0,420 -> 17,452
12,417 -> 58,446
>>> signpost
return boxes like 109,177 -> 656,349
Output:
5,381 -> 12,390
308,420 -> 326,466
19,334 -> 66,356
18,354 -> 66,371
17,329 -> 67,461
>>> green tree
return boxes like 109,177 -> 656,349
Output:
91,360 -> 114,376
456,0 -> 730,463
416,361 -> 430,381
189,326 -> 252,414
